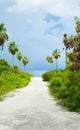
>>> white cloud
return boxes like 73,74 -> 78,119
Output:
48,0 -> 80,17
7,0 -> 80,17
7,0 -> 49,13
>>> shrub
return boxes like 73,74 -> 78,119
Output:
42,69 -> 80,113
49,76 -> 63,98
42,70 -> 61,81
0,59 -> 33,99
11,65 -> 20,73
0,77 -> 3,85
0,59 -> 11,74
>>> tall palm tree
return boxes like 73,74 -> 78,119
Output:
63,34 -> 74,66
17,51 -> 23,67
0,23 -> 8,50
52,49 -> 60,70
8,41 -> 18,72
22,56 -> 28,71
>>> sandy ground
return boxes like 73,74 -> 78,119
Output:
0,77 -> 80,130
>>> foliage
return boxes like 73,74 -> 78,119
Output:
75,16 -> 80,33
22,56 -> 28,71
22,56 -> 28,65
52,49 -> 60,59
42,69 -> 80,112
0,23 -> 8,50
46,56 -> 53,63
11,65 -> 20,73
52,49 -> 60,70
63,34 -> 74,49
42,70 -> 55,81
0,59 -> 33,99
63,17 -> 80,71
62,71 -> 80,111
0,22 -> 31,100
43,16 -> 80,113
8,41 -> 18,55
17,51 -> 23,61
0,59 -> 11,74
49,76 -> 63,98
8,41 -> 18,72
0,72 -> 32,97
42,70 -> 63,81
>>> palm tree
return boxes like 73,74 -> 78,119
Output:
8,41 -> 18,72
52,49 -> 60,70
0,23 -> 8,50
22,56 -> 28,71
63,34 -> 74,66
46,56 -> 53,70
46,56 -> 53,63
17,51 -> 23,67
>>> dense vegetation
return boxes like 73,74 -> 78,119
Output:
42,17 -> 80,113
0,59 -> 32,100
42,70 -> 80,113
0,23 -> 33,100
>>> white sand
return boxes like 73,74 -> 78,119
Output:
0,77 -> 80,130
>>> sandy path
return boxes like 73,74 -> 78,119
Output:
0,77 -> 80,130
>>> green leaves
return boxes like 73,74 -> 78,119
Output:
8,41 -> 18,55
46,56 -> 53,63
63,17 -> 80,71
42,69 -> 80,113
17,51 -> 23,61
22,56 -> 29,71
0,59 -> 32,99
0,23 -> 6,32
0,23 -> 8,50
42,71 -> 54,81
22,56 -> 28,66
52,49 -> 60,59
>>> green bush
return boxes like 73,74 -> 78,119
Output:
41,71 -> 53,81
11,65 -> 20,73
49,77 -> 63,98
0,59 -> 11,74
42,70 -> 80,113
42,70 -> 61,81
0,59 -> 33,99
62,71 -> 80,111
0,77 -> 3,85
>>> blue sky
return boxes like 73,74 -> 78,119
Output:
0,0 -> 80,76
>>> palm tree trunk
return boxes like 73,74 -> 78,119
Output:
56,59 -> 58,71
48,63 -> 51,71
19,60 -> 21,71
2,43 -> 4,50
24,65 -> 25,72
12,55 -> 14,73
65,48 -> 67,67
19,60 -> 20,67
